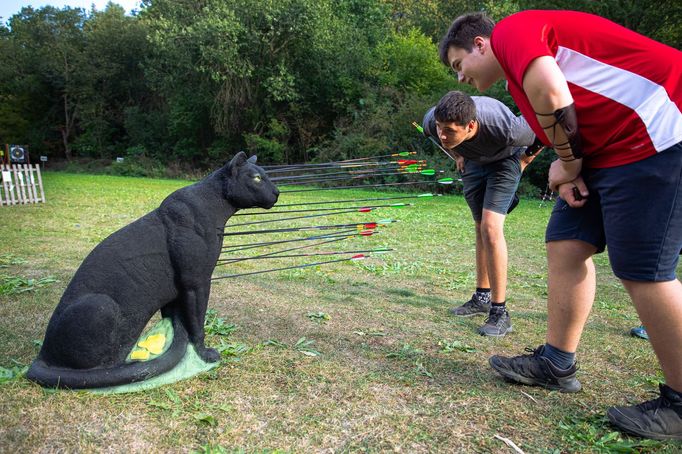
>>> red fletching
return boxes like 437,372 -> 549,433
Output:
359,230 -> 374,236
363,223 -> 378,229
398,159 -> 417,165
351,254 -> 366,260
358,207 -> 372,213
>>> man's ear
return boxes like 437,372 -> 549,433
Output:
473,36 -> 486,53
228,151 -> 248,176
247,155 -> 257,164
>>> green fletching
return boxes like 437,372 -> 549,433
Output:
390,203 -> 407,207
398,152 -> 410,157
406,167 -> 418,173
420,169 -> 436,176
378,219 -> 394,224
417,193 -> 434,197
373,248 -> 393,253
437,177 -> 454,184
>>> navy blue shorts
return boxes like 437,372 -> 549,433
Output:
462,149 -> 523,222
545,143 -> 682,282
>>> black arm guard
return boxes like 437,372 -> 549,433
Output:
524,136 -> 545,156
536,103 -> 584,161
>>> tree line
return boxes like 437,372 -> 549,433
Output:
0,0 -> 678,185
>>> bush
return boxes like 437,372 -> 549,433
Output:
107,156 -> 166,178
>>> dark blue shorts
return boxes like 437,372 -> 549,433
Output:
462,149 -> 523,222
545,143 -> 682,282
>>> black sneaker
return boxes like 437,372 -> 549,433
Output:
489,345 -> 581,393
449,293 -> 490,317
478,307 -> 512,337
607,384 -> 682,440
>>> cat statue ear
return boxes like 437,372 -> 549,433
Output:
247,155 -> 257,164
228,151 -> 248,176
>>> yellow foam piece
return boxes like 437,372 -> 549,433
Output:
130,349 -> 150,360
138,334 -> 166,354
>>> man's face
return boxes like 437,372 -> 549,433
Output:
446,37 -> 500,92
436,120 -> 474,149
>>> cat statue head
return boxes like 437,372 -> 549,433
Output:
223,152 -> 279,209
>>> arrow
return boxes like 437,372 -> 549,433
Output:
324,152 -> 416,163
262,153 -> 418,170
216,247 -> 394,264
212,254 -> 372,280
225,205 -> 408,227
218,236 -> 356,264
220,219 -> 395,237
275,169 -> 441,186
221,229 -> 377,254
270,164 -> 428,182
412,121 -> 458,163
261,193 -> 438,208
234,203 -> 410,217
280,178 -> 458,193
265,160 -> 427,174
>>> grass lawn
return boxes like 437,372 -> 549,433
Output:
0,171 -> 678,452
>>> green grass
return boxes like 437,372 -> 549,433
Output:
0,171 -> 679,452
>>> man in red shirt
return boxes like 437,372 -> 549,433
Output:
439,10 -> 682,440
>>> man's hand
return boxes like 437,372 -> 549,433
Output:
455,154 -> 465,173
520,153 -> 535,171
548,158 -> 582,192
557,176 -> 589,208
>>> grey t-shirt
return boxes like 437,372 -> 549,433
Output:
422,96 -> 535,165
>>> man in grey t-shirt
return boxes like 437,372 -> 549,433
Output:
423,91 -> 543,336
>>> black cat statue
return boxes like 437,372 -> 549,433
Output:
27,152 -> 279,389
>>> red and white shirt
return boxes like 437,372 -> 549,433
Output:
491,10 -> 682,168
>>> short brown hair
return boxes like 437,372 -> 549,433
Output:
434,91 -> 476,126
439,12 -> 495,66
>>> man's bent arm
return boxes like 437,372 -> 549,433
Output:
522,56 -> 583,191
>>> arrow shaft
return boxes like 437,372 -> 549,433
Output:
221,221 -> 378,236
225,208 -> 365,228
266,160 -> 424,174
271,166 -> 424,182
280,180 -> 453,193
217,236 -> 350,264
276,169 -> 434,186
218,248 -> 393,263
212,255 -> 366,280
234,203 -> 407,216
221,229 -> 366,253
254,193 -> 435,208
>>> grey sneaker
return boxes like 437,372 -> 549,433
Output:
607,384 -> 682,440
478,307 -> 512,337
449,293 -> 490,317
489,345 -> 582,393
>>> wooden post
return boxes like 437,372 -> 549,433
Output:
35,164 -> 45,203
2,164 -> 16,205
13,165 -> 25,204
29,165 -> 39,202
0,165 -> 5,206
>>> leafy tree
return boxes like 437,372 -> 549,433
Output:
515,0 -> 681,47
4,6 -> 87,160
76,4 -> 150,158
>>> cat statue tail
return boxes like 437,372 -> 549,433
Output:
25,314 -> 189,390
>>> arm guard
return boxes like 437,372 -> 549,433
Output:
536,103 -> 583,161
524,136 -> 545,156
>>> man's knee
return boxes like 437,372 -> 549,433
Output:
546,240 -> 597,264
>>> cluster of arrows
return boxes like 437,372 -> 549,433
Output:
212,149 -> 458,280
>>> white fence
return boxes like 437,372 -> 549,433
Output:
0,164 -> 46,206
